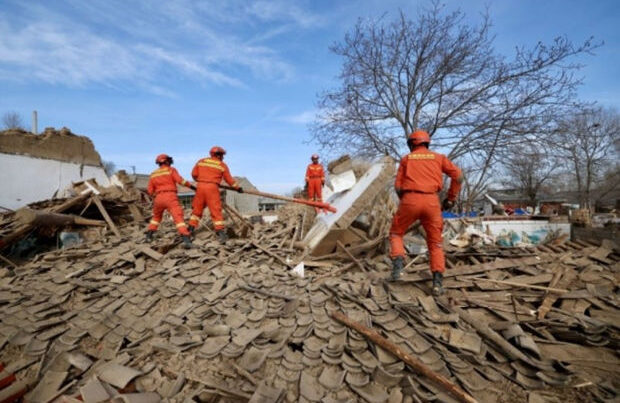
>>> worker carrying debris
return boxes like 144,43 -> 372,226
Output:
305,153 -> 325,202
146,154 -> 194,249
189,146 -> 242,244
389,130 -> 463,295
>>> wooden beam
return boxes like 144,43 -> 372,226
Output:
1,193 -> 92,250
91,195 -> 121,237
15,208 -> 106,227
331,311 -> 478,403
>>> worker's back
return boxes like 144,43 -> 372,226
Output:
396,147 -> 460,194
147,166 -> 180,194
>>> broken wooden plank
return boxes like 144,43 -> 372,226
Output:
537,267 -> 577,319
137,246 -> 163,261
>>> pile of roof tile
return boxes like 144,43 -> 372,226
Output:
1,212 -> 619,403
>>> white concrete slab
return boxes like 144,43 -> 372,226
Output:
302,157 -> 394,251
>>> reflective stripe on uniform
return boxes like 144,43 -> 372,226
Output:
408,153 -> 435,160
190,215 -> 201,221
232,181 -> 240,187
150,170 -> 171,178
213,220 -> 225,225
197,160 -> 225,171
149,220 -> 160,226
176,222 -> 187,228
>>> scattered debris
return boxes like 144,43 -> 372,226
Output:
0,157 -> 618,402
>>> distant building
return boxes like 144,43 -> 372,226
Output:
258,197 -> 286,212
224,177 -> 260,215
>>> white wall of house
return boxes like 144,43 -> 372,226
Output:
0,153 -> 110,210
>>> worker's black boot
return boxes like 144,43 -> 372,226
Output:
182,235 -> 192,249
432,272 -> 444,296
390,256 -> 405,281
216,230 -> 228,244
145,230 -> 154,243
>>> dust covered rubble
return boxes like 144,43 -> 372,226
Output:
1,205 -> 619,403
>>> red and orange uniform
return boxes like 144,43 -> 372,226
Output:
147,166 -> 191,236
189,157 -> 239,231
305,163 -> 325,201
390,147 -> 462,273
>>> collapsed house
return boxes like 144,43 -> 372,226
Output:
0,155 -> 618,403
0,128 -> 111,211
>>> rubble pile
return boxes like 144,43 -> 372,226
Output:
1,207 -> 619,402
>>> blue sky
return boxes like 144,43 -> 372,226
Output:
1,0 -> 618,193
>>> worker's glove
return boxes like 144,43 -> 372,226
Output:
395,188 -> 404,199
321,180 -> 325,186
442,199 -> 455,211
189,184 -> 197,191
237,187 -> 244,193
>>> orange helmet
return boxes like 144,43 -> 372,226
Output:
210,146 -> 226,158
155,154 -> 173,165
311,154 -> 319,161
407,130 -> 431,148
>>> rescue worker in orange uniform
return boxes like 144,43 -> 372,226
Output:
146,154 -> 195,249
188,146 -> 242,243
305,154 -> 325,201
389,130 -> 463,295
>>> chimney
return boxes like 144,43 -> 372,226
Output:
32,110 -> 38,134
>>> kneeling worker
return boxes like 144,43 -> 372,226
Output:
188,146 -> 242,243
146,154 -> 194,249
389,130 -> 463,295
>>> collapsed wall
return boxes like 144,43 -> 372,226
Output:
0,128 -> 110,210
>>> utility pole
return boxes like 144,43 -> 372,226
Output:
32,110 -> 38,134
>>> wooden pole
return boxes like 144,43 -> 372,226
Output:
221,185 -> 336,213
250,241 -> 292,269
336,241 -> 367,272
475,278 -> 567,293
331,311 -> 478,403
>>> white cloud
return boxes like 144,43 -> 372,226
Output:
247,1 -> 325,28
0,0 -> 324,92
281,110 -> 317,124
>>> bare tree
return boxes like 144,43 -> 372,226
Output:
312,3 -> 599,198
554,107 -> 620,208
592,163 -> 620,210
103,160 -> 117,176
2,111 -> 24,130
500,145 -> 559,205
